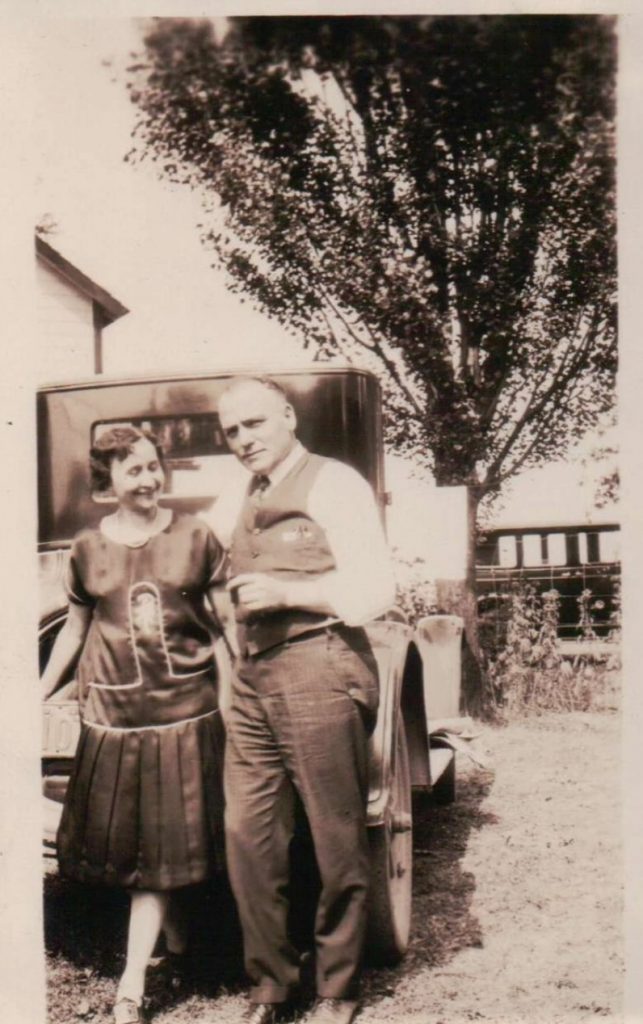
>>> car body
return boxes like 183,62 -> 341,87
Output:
476,522 -> 620,646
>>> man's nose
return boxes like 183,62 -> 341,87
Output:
237,426 -> 254,448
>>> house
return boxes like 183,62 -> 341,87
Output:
35,234 -> 129,383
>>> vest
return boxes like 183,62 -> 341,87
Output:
229,450 -> 337,655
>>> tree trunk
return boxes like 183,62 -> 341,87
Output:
461,485 -> 484,715
434,485 -> 484,716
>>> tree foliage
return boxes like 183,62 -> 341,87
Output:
128,15 -> 616,497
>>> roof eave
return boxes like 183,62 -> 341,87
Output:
35,234 -> 129,323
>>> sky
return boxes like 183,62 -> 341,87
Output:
33,19 -> 305,373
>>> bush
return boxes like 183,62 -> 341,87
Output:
484,582 -> 620,718
393,550 -> 438,624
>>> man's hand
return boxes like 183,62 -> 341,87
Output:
226,573 -> 291,615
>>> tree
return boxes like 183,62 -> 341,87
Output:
128,15 -> 616,708
585,416 -> 619,510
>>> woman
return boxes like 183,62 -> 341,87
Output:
41,426 -> 230,1024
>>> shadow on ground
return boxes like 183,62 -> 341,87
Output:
44,764 -> 496,1018
44,870 -> 247,1007
360,764 -> 497,1006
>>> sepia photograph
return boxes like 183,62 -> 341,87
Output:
1,7 -> 639,1024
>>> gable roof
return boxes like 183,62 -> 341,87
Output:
35,234 -> 129,324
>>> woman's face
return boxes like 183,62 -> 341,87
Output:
109,437 -> 165,514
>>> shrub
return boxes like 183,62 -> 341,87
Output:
393,550 -> 438,624
484,581 -> 620,718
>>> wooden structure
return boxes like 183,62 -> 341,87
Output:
35,234 -> 128,381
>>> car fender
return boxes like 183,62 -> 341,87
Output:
364,620 -> 430,828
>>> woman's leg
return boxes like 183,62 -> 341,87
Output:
116,890 -> 169,1005
162,893 -> 188,955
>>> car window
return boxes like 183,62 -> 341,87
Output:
522,534 -> 542,567
545,533 -> 567,566
598,531 -> 619,563
497,535 -> 518,568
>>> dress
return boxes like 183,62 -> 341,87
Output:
57,512 -> 227,890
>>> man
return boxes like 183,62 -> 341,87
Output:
218,376 -> 396,1024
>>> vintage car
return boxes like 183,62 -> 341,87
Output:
38,365 -> 463,965
476,521 -> 620,643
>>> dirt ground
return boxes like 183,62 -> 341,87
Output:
44,705 -> 623,1024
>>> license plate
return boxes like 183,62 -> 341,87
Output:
42,701 -> 80,757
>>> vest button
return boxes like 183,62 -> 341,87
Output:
252,551 -> 259,558
252,527 -> 261,535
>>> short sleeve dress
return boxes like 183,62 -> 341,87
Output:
56,512 -> 227,890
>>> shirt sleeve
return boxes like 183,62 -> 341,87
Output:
64,538 -> 95,608
308,461 -> 396,626
202,523 -> 229,588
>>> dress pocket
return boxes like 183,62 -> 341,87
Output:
88,679 -> 141,690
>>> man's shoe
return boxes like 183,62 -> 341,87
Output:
113,998 -> 144,1024
239,1003 -> 281,1024
303,999 -> 359,1024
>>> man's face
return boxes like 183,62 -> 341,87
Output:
218,381 -> 297,477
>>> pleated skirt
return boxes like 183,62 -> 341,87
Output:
57,711 -> 226,890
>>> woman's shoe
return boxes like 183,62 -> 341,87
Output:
113,997 -> 144,1024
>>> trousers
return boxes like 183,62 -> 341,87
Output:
224,626 -> 379,1003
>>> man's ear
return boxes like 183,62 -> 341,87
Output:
284,402 -> 297,430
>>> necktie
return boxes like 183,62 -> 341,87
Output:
252,474 -> 270,501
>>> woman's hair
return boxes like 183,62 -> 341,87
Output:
90,425 -> 165,493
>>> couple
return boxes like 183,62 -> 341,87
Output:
42,376 -> 396,1024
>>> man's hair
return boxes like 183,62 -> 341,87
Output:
90,425 -> 165,493
218,375 -> 290,407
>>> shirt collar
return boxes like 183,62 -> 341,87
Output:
265,441 -> 306,489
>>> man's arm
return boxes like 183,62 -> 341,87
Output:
308,460 -> 396,624
226,573 -> 335,617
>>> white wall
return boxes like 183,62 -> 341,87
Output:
35,260 -> 95,385
385,454 -> 467,581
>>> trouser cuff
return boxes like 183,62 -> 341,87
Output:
316,984 -> 360,999
250,984 -> 291,1004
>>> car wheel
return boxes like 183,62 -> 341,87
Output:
365,714 -> 412,965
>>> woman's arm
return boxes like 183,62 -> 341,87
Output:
206,585 -> 238,723
41,602 -> 92,700
206,585 -> 239,659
